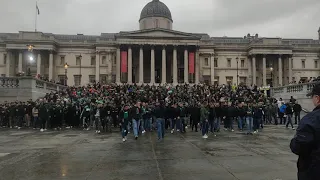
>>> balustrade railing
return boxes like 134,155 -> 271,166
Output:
271,81 -> 319,96
0,77 -> 19,87
0,77 -> 66,91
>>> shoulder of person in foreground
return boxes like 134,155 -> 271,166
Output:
290,109 -> 320,156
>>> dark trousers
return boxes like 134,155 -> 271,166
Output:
40,117 -> 46,129
191,119 -> 198,132
295,112 -> 301,124
17,116 -> 23,127
279,113 -> 285,124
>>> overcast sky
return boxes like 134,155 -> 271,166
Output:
0,0 -> 319,39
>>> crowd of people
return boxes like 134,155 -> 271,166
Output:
0,83 -> 302,142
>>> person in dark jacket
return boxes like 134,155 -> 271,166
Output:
290,84 -> 320,180
253,103 -> 263,133
285,103 -> 295,130
153,101 -> 165,141
190,103 -> 200,132
293,101 -> 302,124
119,105 -> 130,142
237,102 -> 246,131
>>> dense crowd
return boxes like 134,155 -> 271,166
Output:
0,83 -> 302,141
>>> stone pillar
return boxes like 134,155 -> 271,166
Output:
96,51 -> 100,82
5,51 -> 10,77
247,56 -> 252,86
195,49 -> 200,84
278,55 -> 283,86
184,48 -> 188,83
139,46 -> 144,84
210,54 -> 215,85
262,55 -> 267,86
107,52 -> 112,82
49,51 -> 53,80
252,55 -> 256,85
173,46 -> 178,84
150,46 -> 155,84
288,56 -> 292,84
18,51 -> 23,73
37,52 -> 41,75
128,47 -> 133,84
161,46 -> 166,84
116,47 -> 121,83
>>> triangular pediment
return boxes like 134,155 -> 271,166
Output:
117,28 -> 201,40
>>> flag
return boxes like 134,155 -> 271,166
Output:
36,4 -> 40,15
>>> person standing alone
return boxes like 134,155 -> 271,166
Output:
290,84 -> 320,180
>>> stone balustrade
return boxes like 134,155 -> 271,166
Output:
0,77 -> 67,102
271,82 -> 319,112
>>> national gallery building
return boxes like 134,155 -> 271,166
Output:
0,0 -> 319,87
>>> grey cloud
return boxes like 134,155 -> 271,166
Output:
0,0 -> 319,39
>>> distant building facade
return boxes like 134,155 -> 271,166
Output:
0,0 -> 319,87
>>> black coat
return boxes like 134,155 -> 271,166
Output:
290,106 -> 320,180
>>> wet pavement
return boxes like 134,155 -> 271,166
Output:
0,125 -> 298,180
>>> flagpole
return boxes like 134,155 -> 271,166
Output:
35,1 -> 37,32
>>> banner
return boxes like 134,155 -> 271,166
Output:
189,52 -> 195,74
121,51 -> 127,73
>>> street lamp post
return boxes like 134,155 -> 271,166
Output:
270,67 -> 273,87
64,63 -> 69,86
236,57 -> 239,86
26,44 -> 35,76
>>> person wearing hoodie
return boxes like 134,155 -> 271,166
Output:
200,103 -> 210,138
119,105 -> 130,142
253,103 -> 263,133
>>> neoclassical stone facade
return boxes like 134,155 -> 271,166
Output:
0,0 -> 319,87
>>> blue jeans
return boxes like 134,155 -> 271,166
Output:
214,117 -> 220,131
144,118 -> 152,131
238,117 -> 245,130
176,118 -> 181,131
169,118 -> 176,130
33,116 -> 38,128
156,118 -> 165,140
209,119 -> 214,132
132,119 -> 140,137
246,117 -> 253,133
286,114 -> 294,128
201,121 -> 209,136
253,118 -> 262,131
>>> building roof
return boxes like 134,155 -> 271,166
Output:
140,0 -> 172,21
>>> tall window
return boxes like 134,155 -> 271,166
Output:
76,56 -> 81,66
3,54 -> 6,65
74,75 -> 81,86
167,21 -> 170,29
89,75 -> 96,83
214,58 -> 218,67
315,60 -> 318,68
227,58 -> 231,67
58,75 -> 65,84
240,59 -> 245,68
301,59 -> 305,68
204,58 -> 209,66
91,57 -> 96,65
60,56 -> 65,65
155,19 -> 159,28
102,56 -> 106,65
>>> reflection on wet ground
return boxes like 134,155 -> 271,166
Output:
0,125 -> 297,180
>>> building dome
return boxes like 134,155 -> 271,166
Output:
139,0 -> 172,22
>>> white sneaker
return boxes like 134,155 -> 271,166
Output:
171,129 -> 174,134
95,130 -> 98,133
202,134 -> 208,139
142,130 -> 146,134
292,128 -> 295,130
185,126 -> 188,129
122,138 -> 126,142
66,126 -> 70,129
253,131 -> 257,134
224,128 -> 228,131
97,130 -> 100,134
17,127 -> 21,130
231,129 -> 234,132
86,128 -> 90,131
177,129 -> 180,132
40,129 -> 44,132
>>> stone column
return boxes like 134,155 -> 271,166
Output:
5,51 -> 10,77
128,47 -> 133,84
107,52 -> 112,82
210,54 -> 215,85
96,51 -> 100,82
278,55 -> 283,86
247,56 -> 252,86
150,46 -> 155,84
184,48 -> 188,83
139,46 -> 144,84
252,55 -> 256,85
262,55 -> 267,86
288,56 -> 292,84
195,49 -> 200,84
173,46 -> 178,84
162,46 -> 166,84
37,52 -> 41,75
49,51 -> 53,80
18,51 -> 23,73
116,47 -> 121,83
